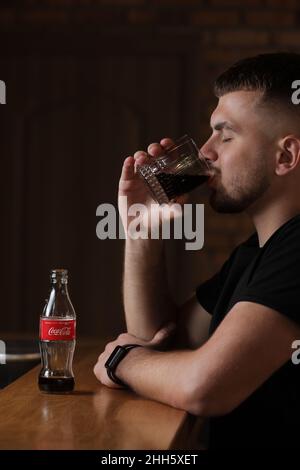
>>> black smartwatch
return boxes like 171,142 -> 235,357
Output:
105,344 -> 142,387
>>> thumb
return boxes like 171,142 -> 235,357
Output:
150,322 -> 177,345
120,156 -> 135,182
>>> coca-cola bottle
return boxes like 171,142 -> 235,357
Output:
39,269 -> 76,393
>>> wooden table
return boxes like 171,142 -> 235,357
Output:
0,341 -> 204,450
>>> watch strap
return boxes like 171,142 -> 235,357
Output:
105,343 -> 142,387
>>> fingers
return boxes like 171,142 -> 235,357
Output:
147,143 -> 164,157
132,137 -> 175,163
160,137 -> 175,149
150,321 -> 177,345
93,361 -> 100,380
147,137 -> 174,157
133,150 -> 149,166
120,156 -> 135,181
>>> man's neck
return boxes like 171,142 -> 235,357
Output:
249,201 -> 300,247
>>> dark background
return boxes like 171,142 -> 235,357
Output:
1,0 -> 299,339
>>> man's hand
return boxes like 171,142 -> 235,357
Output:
118,137 -> 189,235
93,322 -> 176,389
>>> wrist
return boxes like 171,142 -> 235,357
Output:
105,344 -> 144,388
116,346 -> 149,386
125,237 -> 164,263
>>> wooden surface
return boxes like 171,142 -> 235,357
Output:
0,341 -> 204,450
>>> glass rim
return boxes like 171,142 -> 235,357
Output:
164,135 -> 211,170
165,134 -> 196,153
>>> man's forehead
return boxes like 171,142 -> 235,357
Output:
210,90 -> 263,129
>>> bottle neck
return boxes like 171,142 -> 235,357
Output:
50,280 -> 69,295
43,280 -> 75,318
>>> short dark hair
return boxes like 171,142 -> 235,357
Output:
214,52 -> 300,113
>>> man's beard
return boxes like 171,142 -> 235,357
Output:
209,166 -> 271,214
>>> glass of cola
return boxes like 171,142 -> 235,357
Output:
136,135 -> 213,204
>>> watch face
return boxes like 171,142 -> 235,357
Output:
105,345 -> 127,370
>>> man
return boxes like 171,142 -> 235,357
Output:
94,53 -> 300,449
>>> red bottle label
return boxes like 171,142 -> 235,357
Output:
40,319 -> 76,341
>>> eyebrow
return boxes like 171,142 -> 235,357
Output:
210,121 -> 237,132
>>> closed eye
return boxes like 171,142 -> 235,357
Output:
222,138 -> 232,143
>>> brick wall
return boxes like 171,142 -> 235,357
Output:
2,0 -> 300,286
2,0 -> 300,35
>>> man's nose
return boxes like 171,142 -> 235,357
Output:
200,140 -> 218,162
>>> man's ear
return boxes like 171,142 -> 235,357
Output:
275,135 -> 300,176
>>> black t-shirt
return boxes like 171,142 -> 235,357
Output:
196,214 -> 300,449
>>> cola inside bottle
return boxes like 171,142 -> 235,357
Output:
39,269 -> 76,393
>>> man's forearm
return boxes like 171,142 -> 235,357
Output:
117,346 -> 196,413
123,238 -> 177,341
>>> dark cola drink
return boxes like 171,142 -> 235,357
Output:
156,173 -> 209,200
38,376 -> 75,393
137,135 -> 212,204
39,269 -> 76,393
